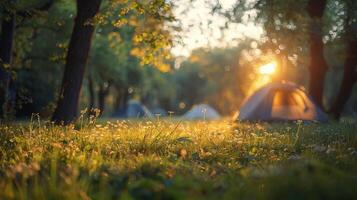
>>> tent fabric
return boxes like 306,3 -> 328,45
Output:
183,104 -> 221,120
150,107 -> 167,116
237,81 -> 327,122
112,100 -> 153,118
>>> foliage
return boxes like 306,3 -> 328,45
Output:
0,119 -> 356,199
96,0 -> 175,71
3,0 -> 175,117
220,0 -> 349,65
11,0 -> 75,117
140,66 -> 176,109
173,43 -> 273,114
216,0 -> 357,114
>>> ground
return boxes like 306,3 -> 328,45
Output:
0,118 -> 356,200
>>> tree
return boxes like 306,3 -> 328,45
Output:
86,20 -> 140,116
87,32 -> 129,115
14,0 -> 74,118
174,44 -> 257,115
140,66 -> 175,110
248,0 -> 328,106
52,0 -> 174,123
221,0 -> 356,119
0,0 -> 15,119
329,0 -> 357,119
0,0 -> 54,119
307,0 -> 328,107
52,0 -> 102,124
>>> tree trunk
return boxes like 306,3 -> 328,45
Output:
329,2 -> 357,120
0,0 -> 54,121
114,86 -> 122,111
307,0 -> 328,108
122,87 -> 129,109
88,72 -> 95,111
52,0 -> 102,125
98,85 -> 105,115
0,7 -> 15,120
97,82 -> 110,116
329,41 -> 357,119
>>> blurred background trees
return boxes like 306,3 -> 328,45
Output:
215,0 -> 356,119
0,0 -> 355,122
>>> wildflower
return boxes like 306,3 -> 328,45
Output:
210,169 -> 217,177
80,108 -> 88,116
179,148 -> 187,158
52,142 -> 62,148
168,111 -> 174,117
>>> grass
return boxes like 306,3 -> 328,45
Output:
0,118 -> 357,200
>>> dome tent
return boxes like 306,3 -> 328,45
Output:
237,81 -> 327,122
150,107 -> 167,116
112,100 -> 153,118
183,104 -> 221,120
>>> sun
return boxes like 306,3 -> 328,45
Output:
259,62 -> 277,75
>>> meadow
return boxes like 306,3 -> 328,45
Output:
0,117 -> 356,200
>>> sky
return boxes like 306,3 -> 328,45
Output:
170,0 -> 263,57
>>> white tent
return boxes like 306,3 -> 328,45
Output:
237,81 -> 327,122
183,104 -> 221,120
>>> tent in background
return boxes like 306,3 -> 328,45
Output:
112,100 -> 153,118
183,104 -> 221,120
237,81 -> 327,122
150,107 -> 167,116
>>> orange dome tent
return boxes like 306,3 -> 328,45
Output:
237,81 -> 327,122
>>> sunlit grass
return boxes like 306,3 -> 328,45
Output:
0,118 -> 356,199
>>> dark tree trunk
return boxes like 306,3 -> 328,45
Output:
98,86 -> 105,115
88,73 -> 95,111
0,0 -> 53,121
114,86 -> 122,111
88,73 -> 95,115
329,2 -> 357,120
329,41 -> 357,119
52,0 -> 102,125
116,88 -> 129,110
97,82 -> 110,115
0,8 -> 15,119
307,0 -> 328,108
114,87 -> 130,111
122,87 -> 129,109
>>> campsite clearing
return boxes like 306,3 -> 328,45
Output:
0,119 -> 356,199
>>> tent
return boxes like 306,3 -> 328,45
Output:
183,104 -> 221,120
112,100 -> 153,118
237,81 -> 327,122
150,107 -> 167,116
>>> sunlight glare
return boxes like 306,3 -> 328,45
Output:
259,62 -> 277,75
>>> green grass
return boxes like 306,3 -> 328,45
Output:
0,118 -> 357,200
